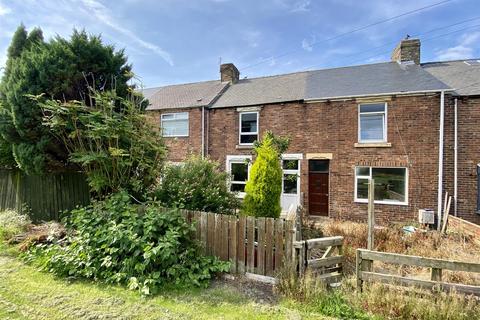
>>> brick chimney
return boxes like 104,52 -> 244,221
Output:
220,63 -> 240,84
391,38 -> 421,65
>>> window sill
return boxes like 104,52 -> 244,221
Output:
354,142 -> 391,148
354,200 -> 408,206
163,135 -> 189,138
236,144 -> 254,150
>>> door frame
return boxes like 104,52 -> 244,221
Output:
308,159 -> 330,217
280,153 -> 303,212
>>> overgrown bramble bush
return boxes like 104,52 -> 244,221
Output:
0,209 -> 31,241
24,192 -> 229,295
154,156 -> 239,214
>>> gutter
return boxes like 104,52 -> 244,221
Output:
454,98 -> 458,216
304,89 -> 454,103
437,90 -> 445,230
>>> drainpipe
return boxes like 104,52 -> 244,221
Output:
201,106 -> 205,158
454,98 -> 458,216
437,91 -> 445,230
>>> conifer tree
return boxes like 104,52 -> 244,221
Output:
0,25 -> 133,173
242,132 -> 288,218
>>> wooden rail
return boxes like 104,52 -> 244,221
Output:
356,249 -> 480,296
294,236 -> 344,284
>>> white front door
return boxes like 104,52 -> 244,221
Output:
281,154 -> 302,213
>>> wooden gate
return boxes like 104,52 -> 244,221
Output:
294,236 -> 344,284
179,210 -> 296,277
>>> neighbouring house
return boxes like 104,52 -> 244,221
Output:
145,38 -> 480,225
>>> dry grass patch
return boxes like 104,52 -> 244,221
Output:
314,219 -> 480,285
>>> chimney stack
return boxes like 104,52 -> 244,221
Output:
220,63 -> 240,84
391,38 -> 421,65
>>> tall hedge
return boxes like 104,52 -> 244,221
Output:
242,133 -> 283,218
0,25 -> 133,174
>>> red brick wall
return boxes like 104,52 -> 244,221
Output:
146,94 -> 480,225
147,107 -> 203,162
207,95 -> 442,224
443,97 -> 480,224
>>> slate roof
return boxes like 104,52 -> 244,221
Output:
211,71 -> 308,108
422,59 -> 480,96
140,87 -> 161,100
145,80 -> 228,110
143,61 -> 456,110
304,62 -> 449,101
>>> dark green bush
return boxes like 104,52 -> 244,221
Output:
154,156 -> 239,214
24,191 -> 229,295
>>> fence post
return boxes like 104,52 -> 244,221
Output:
367,179 -> 375,251
356,249 -> 363,291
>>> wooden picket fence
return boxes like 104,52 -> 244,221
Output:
356,249 -> 480,296
179,209 -> 296,277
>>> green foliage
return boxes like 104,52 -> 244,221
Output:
24,192 -> 229,296
242,132 -> 287,218
0,26 -> 133,174
154,156 -> 239,214
252,130 -> 290,156
38,90 -> 166,198
276,266 -> 371,320
0,210 -> 31,241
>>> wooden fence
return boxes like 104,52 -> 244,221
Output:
0,169 -> 90,222
294,236 -> 344,284
356,249 -> 480,296
179,210 -> 295,277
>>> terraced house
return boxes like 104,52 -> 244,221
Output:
145,38 -> 480,225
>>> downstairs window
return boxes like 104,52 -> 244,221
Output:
355,167 -> 407,205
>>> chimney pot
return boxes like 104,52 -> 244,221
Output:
391,38 -> 421,65
220,63 -> 240,84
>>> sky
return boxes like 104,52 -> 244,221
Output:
0,0 -> 479,88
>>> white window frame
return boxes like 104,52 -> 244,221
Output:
354,166 -> 408,206
239,111 -> 259,145
281,154 -> 302,196
161,112 -> 189,137
358,103 -> 387,143
226,155 -> 252,198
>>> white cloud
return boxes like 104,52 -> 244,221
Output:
273,0 -> 311,13
290,0 -> 310,12
436,46 -> 473,61
81,0 -> 174,66
435,31 -> 480,61
242,30 -> 261,48
0,3 -> 11,16
301,36 -> 315,52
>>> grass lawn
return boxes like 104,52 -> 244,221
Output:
0,244 -> 334,320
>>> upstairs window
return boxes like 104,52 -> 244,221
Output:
239,112 -> 258,145
161,112 -> 189,137
355,167 -> 407,205
358,103 -> 387,143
